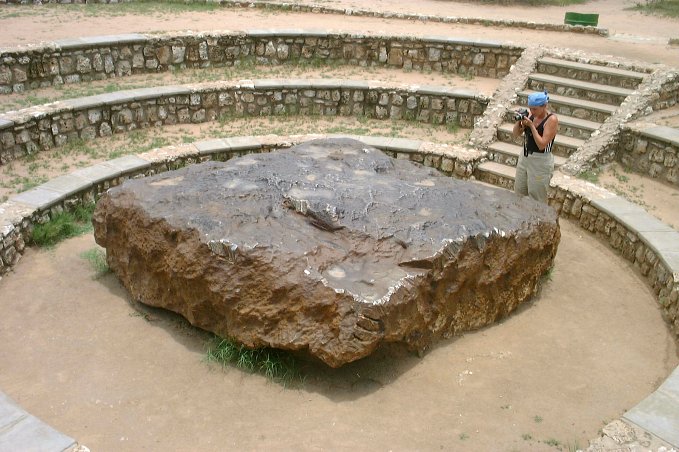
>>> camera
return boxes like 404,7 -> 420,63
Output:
513,108 -> 529,121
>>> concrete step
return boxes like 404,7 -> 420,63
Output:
537,57 -> 646,90
518,91 -> 617,123
474,161 -> 515,190
496,124 -> 584,156
505,108 -> 601,140
488,141 -> 568,167
528,73 -> 634,106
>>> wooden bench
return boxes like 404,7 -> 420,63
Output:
564,12 -> 599,27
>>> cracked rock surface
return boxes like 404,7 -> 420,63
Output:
93,138 -> 560,367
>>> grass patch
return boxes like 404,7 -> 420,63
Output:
31,202 -> 96,247
79,247 -> 109,279
544,438 -> 561,447
69,0 -> 221,18
629,0 -> 679,18
206,336 -> 304,386
578,169 -> 600,183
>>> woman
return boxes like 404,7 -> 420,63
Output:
511,91 -> 559,204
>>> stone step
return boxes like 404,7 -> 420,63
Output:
518,91 -> 617,123
536,57 -> 646,90
505,108 -> 601,140
496,124 -> 584,157
527,73 -> 634,106
488,141 -> 568,167
474,161 -> 515,190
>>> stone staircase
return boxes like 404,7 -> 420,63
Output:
475,56 -> 647,188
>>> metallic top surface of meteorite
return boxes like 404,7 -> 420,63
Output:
93,138 -> 560,367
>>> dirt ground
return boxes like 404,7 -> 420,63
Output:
1,1 -> 678,451
0,222 -> 676,451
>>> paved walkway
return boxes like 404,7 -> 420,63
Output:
0,391 -> 75,452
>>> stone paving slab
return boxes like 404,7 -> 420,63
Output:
195,138 -> 229,155
661,251 -> 679,276
339,80 -> 371,90
10,187 -> 65,210
385,137 -> 422,153
424,35 -> 504,48
70,163 -> 122,186
52,37 -> 86,50
641,231 -> 679,255
55,34 -> 146,50
272,78 -> 311,89
617,212 -> 678,233
591,196 -> 648,221
224,136 -> 261,151
624,368 -> 679,447
417,85 -> 481,98
83,33 -> 147,47
253,79 -> 291,89
105,155 -> 152,175
530,73 -> 634,96
131,86 -> 191,101
538,56 -> 647,79
40,174 -> 92,199
0,118 -> 13,130
0,391 -> 75,452
60,95 -> 110,111
352,135 -> 392,149
642,126 -> 679,145
266,29 -> 309,37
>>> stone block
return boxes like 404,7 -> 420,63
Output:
93,138 -> 560,368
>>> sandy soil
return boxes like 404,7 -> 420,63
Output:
0,0 -> 678,65
0,220 -> 676,451
1,1 -> 678,451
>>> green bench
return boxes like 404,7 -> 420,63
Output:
564,12 -> 599,27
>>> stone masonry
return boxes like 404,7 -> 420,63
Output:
0,31 -> 521,95
0,80 -> 487,164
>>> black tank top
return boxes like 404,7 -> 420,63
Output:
523,113 -> 554,156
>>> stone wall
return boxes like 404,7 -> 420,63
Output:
617,125 -> 679,188
0,31 -> 522,95
549,173 -> 679,337
0,80 -> 488,164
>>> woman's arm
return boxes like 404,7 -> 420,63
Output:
512,119 -> 524,138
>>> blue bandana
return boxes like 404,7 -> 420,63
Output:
528,91 -> 549,107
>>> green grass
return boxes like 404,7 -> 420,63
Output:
31,202 -> 96,247
578,169 -> 600,183
66,0 -> 221,18
544,438 -> 561,447
629,0 -> 679,18
79,247 -> 109,279
206,336 -> 304,386
542,265 -> 555,282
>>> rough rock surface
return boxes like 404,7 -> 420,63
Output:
93,138 -> 560,367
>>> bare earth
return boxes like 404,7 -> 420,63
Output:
0,1 -> 678,451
